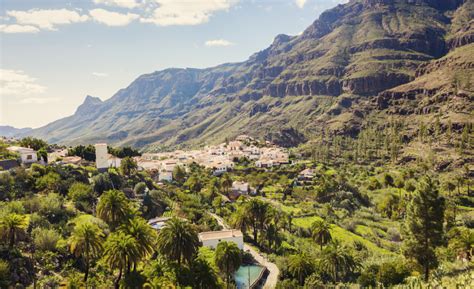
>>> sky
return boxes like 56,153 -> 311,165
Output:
0,0 -> 347,128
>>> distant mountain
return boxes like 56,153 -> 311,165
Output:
0,126 -> 32,138
28,0 -> 474,149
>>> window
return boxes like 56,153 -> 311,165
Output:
27,155 -> 32,160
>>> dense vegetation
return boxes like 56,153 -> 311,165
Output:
0,123 -> 472,288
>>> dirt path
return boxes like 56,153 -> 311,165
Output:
208,212 -> 279,288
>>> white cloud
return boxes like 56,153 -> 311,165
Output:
6,9 -> 89,30
93,0 -> 140,9
295,0 -> 307,8
0,24 -> 40,33
89,9 -> 139,26
205,39 -> 234,47
140,0 -> 238,26
19,97 -> 60,104
92,72 -> 109,77
0,69 -> 46,96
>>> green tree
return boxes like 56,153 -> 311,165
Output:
119,217 -> 157,268
69,222 -> 105,283
156,217 -> 199,265
120,157 -> 138,176
244,199 -> 269,244
190,258 -> 220,289
133,182 -> 147,196
68,182 -> 96,213
214,241 -> 242,289
0,213 -> 28,247
32,227 -> 60,252
19,137 -> 48,151
310,219 -> 332,250
220,173 -> 233,194
173,165 -> 186,185
403,176 -> 445,281
288,253 -> 313,285
96,190 -> 131,230
320,241 -> 359,283
37,147 -> 48,163
184,175 -> 204,193
103,232 -> 140,289
92,173 -> 114,195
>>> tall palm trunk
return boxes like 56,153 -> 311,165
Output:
84,256 -> 89,283
115,268 -> 122,289
9,228 -> 15,247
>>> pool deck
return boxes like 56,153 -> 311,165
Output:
244,244 -> 279,289
209,212 -> 280,288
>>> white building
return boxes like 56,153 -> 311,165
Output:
159,170 -> 173,182
198,230 -> 244,250
95,143 -> 108,170
232,181 -> 249,195
108,155 -> 122,168
7,146 -> 38,164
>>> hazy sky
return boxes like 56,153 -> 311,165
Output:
0,0 -> 346,128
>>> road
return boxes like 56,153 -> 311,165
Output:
208,212 -> 280,288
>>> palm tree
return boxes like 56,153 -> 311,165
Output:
0,213 -> 28,247
244,199 -> 269,244
221,173 -> 233,194
156,217 -> 199,266
288,253 -> 313,285
119,217 -> 157,270
214,241 -> 242,289
191,258 -> 220,289
230,206 -> 248,233
69,222 -> 105,283
103,232 -> 140,289
320,240 -> 359,283
310,219 -> 332,250
96,190 -> 130,229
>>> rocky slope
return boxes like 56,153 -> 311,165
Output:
27,0 -> 474,149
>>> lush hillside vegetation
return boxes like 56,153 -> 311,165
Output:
0,129 -> 472,288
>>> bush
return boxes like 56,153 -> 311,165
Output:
68,182 -> 95,213
134,182 -> 147,196
0,259 -> 10,288
377,261 -> 410,286
32,227 -> 60,252
387,227 -> 401,242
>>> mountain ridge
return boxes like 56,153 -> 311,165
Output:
26,0 -> 474,150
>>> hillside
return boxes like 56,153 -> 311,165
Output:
0,126 -> 33,138
26,0 -> 474,150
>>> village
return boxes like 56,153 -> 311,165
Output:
0,135 -> 289,288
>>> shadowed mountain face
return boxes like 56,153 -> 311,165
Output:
27,0 -> 474,149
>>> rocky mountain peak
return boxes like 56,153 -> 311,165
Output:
75,95 -> 103,114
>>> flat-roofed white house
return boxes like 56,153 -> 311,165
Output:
199,229 -> 244,250
108,155 -> 122,168
159,170 -> 173,182
231,181 -> 249,195
7,146 -> 38,164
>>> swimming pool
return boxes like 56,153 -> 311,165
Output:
234,264 -> 265,289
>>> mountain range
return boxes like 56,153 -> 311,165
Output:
0,126 -> 33,138
25,0 -> 473,150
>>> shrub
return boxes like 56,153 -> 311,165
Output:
32,227 -> 61,252
387,227 -> 401,242
68,182 -> 95,213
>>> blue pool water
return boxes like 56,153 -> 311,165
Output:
234,265 -> 265,289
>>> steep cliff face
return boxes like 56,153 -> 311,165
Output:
27,0 -> 474,149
